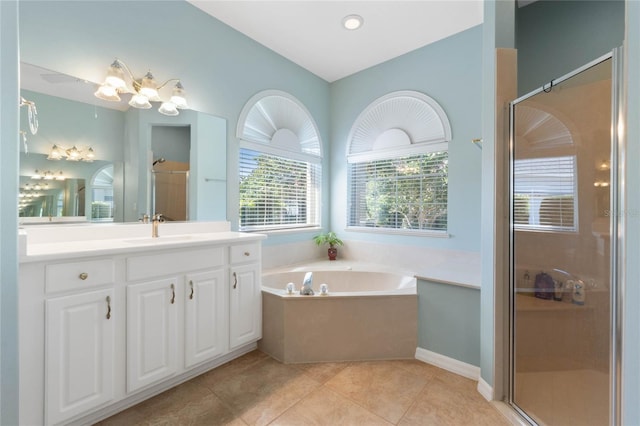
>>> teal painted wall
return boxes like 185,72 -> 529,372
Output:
418,280 -> 480,366
0,1 -> 20,423
516,0 -> 624,96
329,25 -> 483,253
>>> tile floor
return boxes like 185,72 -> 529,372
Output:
96,351 -> 511,426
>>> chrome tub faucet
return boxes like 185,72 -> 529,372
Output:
300,272 -> 314,295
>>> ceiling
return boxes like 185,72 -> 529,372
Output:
187,1 -> 484,82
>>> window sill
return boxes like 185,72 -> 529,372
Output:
346,226 -> 450,238
241,226 -> 321,237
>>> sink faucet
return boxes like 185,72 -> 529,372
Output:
151,213 -> 163,238
300,272 -> 314,295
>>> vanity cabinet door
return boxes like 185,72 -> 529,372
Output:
229,264 -> 261,350
126,277 -> 179,393
45,289 -> 115,425
184,269 -> 228,368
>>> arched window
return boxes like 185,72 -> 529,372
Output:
237,90 -> 322,231
347,91 -> 451,235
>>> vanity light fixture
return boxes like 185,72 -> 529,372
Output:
94,58 -> 188,116
47,144 -> 96,162
342,14 -> 364,30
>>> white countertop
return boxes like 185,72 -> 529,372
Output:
19,221 -> 266,263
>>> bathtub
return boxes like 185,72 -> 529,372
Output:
259,266 -> 418,363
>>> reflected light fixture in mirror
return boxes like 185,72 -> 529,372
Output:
47,144 -> 96,162
32,170 -> 65,181
94,58 -> 188,116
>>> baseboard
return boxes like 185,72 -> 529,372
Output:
477,376 -> 494,401
414,347 -> 480,380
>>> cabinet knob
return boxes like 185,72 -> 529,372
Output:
244,251 -> 250,257
79,272 -> 88,280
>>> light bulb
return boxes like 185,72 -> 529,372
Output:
159,102 -> 179,116
170,82 -> 188,109
129,93 -> 152,109
94,84 -> 121,102
104,60 -> 126,90
139,71 -> 159,99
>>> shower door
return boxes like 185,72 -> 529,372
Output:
510,55 -> 617,425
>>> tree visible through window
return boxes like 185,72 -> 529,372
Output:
239,149 -> 320,230
348,152 -> 448,232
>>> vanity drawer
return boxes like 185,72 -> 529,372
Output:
45,259 -> 115,294
230,243 -> 260,264
126,246 -> 225,281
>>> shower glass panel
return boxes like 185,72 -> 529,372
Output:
510,57 -> 613,425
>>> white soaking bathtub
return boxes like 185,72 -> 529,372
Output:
259,266 -> 418,363
261,269 -> 417,296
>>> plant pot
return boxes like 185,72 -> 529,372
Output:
327,247 -> 338,261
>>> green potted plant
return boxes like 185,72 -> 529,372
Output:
313,231 -> 344,261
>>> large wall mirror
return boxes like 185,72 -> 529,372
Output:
19,62 -> 227,224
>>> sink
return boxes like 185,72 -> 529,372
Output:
123,235 -> 199,244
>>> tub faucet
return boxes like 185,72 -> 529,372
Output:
151,213 -> 163,238
300,272 -> 314,295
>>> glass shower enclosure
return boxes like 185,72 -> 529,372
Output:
509,54 -> 619,425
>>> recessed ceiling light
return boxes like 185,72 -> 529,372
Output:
342,14 -> 364,31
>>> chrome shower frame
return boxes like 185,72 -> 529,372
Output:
507,49 -> 623,426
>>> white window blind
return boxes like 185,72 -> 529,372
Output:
348,152 -> 448,233
239,148 -> 320,231
513,155 -> 577,231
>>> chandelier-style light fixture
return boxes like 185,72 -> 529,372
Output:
94,58 -> 188,116
47,144 -> 96,162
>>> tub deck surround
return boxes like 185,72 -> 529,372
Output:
19,221 -> 262,261
262,239 -> 481,288
260,266 -> 417,363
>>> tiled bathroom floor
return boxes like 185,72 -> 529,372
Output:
96,351 -> 510,426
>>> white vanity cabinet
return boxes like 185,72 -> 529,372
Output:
45,288 -> 116,425
184,269 -> 228,368
126,277 -> 179,393
125,246 -> 227,393
229,242 -> 262,349
36,259 -> 117,425
19,226 -> 265,426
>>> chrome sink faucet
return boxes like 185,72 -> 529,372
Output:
151,213 -> 163,238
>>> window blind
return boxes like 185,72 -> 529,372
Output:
513,155 -> 577,231
239,148 -> 320,231
348,152 -> 448,232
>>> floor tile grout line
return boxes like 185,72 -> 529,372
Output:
319,383 -> 396,425
211,356 -> 324,426
395,380 -> 431,425
292,361 -> 353,385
